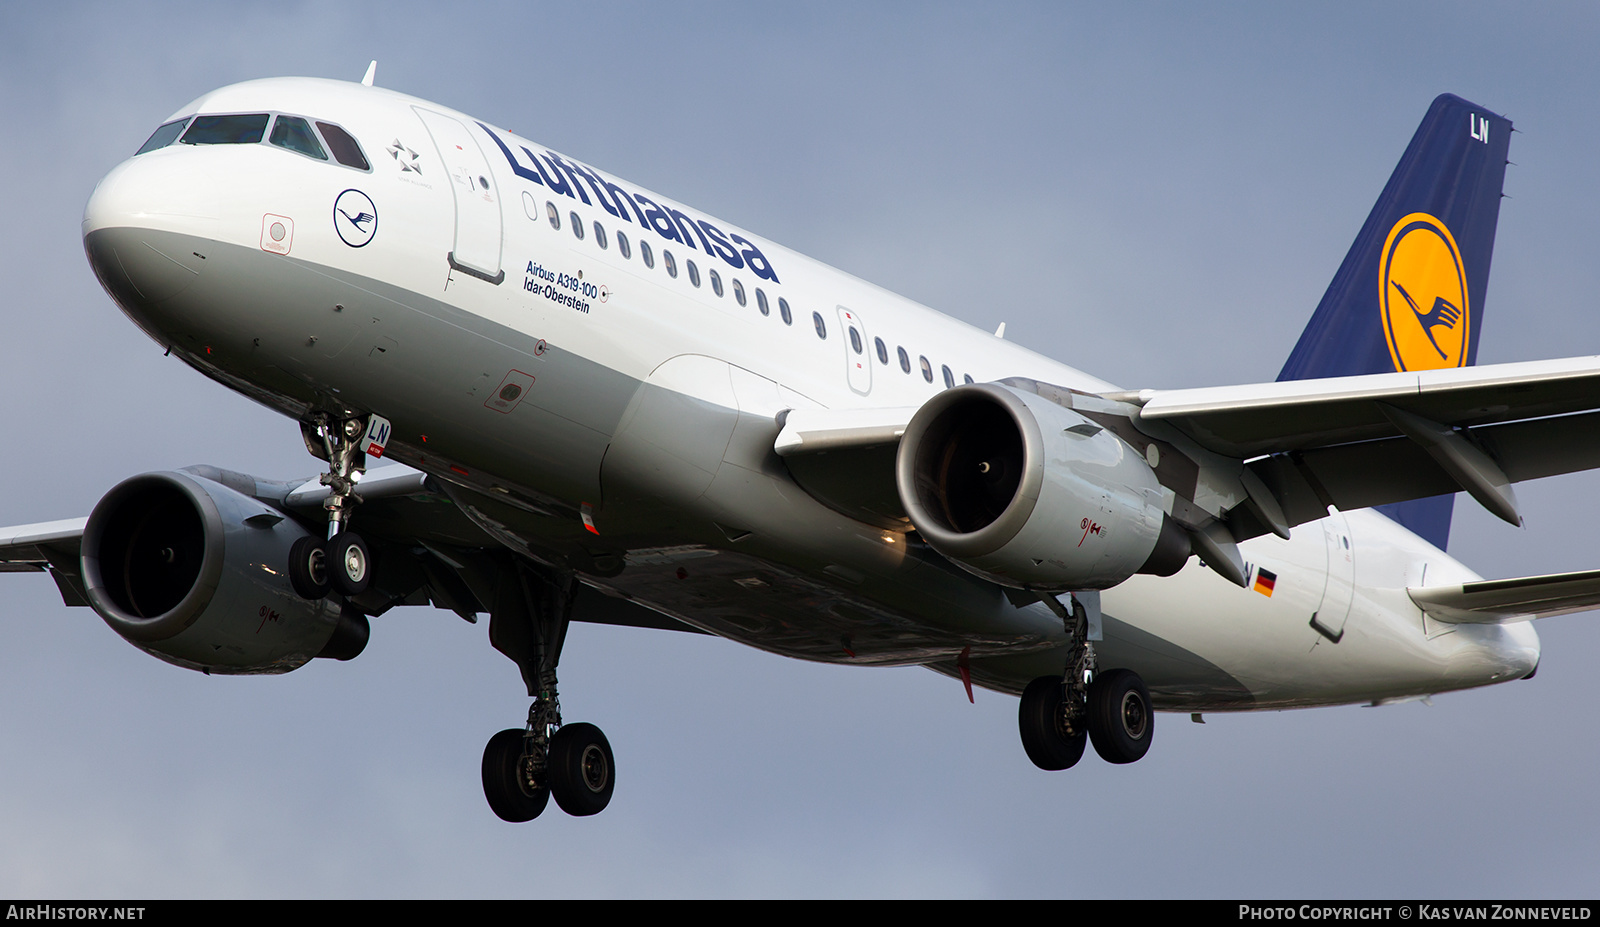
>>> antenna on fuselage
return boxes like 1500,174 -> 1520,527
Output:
361,60 -> 377,87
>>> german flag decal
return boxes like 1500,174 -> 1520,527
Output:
1253,568 -> 1277,597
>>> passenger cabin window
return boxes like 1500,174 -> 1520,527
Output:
269,116 -> 327,160
813,312 -> 827,339
875,337 -> 888,365
964,374 -> 974,385
848,327 -> 863,354
710,269 -> 723,297
182,114 -> 270,146
617,231 -> 631,259
756,288 -> 770,316
547,202 -> 560,229
779,297 -> 793,325
663,249 -> 677,278
136,118 -> 190,155
919,356 -> 933,382
733,278 -> 746,306
593,221 -> 608,250
687,260 -> 701,287
942,365 -> 955,389
640,240 -> 655,269
898,346 -> 911,373
315,122 -> 370,170
571,212 -> 584,239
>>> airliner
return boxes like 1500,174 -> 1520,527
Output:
6,67 -> 1598,821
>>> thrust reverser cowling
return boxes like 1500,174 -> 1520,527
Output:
895,383 -> 1183,590
80,470 -> 356,674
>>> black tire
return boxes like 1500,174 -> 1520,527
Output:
288,536 -> 330,599
1018,675 -> 1087,770
1087,669 -> 1154,764
548,722 -> 615,817
481,728 -> 549,822
327,531 -> 371,596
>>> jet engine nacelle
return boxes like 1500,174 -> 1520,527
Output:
80,470 -> 359,674
896,383 -> 1187,590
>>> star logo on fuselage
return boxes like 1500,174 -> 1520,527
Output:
387,139 -> 422,174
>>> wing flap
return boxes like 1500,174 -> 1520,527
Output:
1245,409 -> 1600,531
1409,569 -> 1600,623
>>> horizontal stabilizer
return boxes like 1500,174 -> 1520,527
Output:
1409,569 -> 1600,623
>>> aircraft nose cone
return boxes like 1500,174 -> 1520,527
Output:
83,157 -> 210,311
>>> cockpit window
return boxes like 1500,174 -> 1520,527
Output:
146,112 -> 370,172
136,118 -> 190,155
316,122 -> 371,171
269,116 -> 328,160
181,114 -> 270,146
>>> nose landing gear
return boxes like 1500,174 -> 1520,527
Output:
288,413 -> 383,601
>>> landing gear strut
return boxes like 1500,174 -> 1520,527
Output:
480,561 -> 615,821
1019,594 -> 1154,768
289,413 -> 379,599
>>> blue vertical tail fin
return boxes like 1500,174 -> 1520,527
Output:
1277,94 -> 1512,550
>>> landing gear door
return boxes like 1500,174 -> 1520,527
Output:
413,107 -> 504,284
837,306 -> 872,395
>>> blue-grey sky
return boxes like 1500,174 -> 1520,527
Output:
3,1 -> 1599,898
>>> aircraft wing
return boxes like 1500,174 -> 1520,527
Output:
1409,569 -> 1600,623
0,518 -> 88,565
1125,355 -> 1600,457
772,406 -> 916,455
774,408 -> 914,529
0,518 -> 91,605
1123,354 -> 1600,531
772,355 -> 1600,548
0,465 -> 704,635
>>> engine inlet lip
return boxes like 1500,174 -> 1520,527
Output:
895,384 -> 1045,559
81,471 -> 226,642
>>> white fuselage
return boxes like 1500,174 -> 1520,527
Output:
81,77 -> 1539,711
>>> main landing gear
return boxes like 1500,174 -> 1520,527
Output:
1018,594 -> 1153,769
479,562 -> 615,822
288,414 -> 376,600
